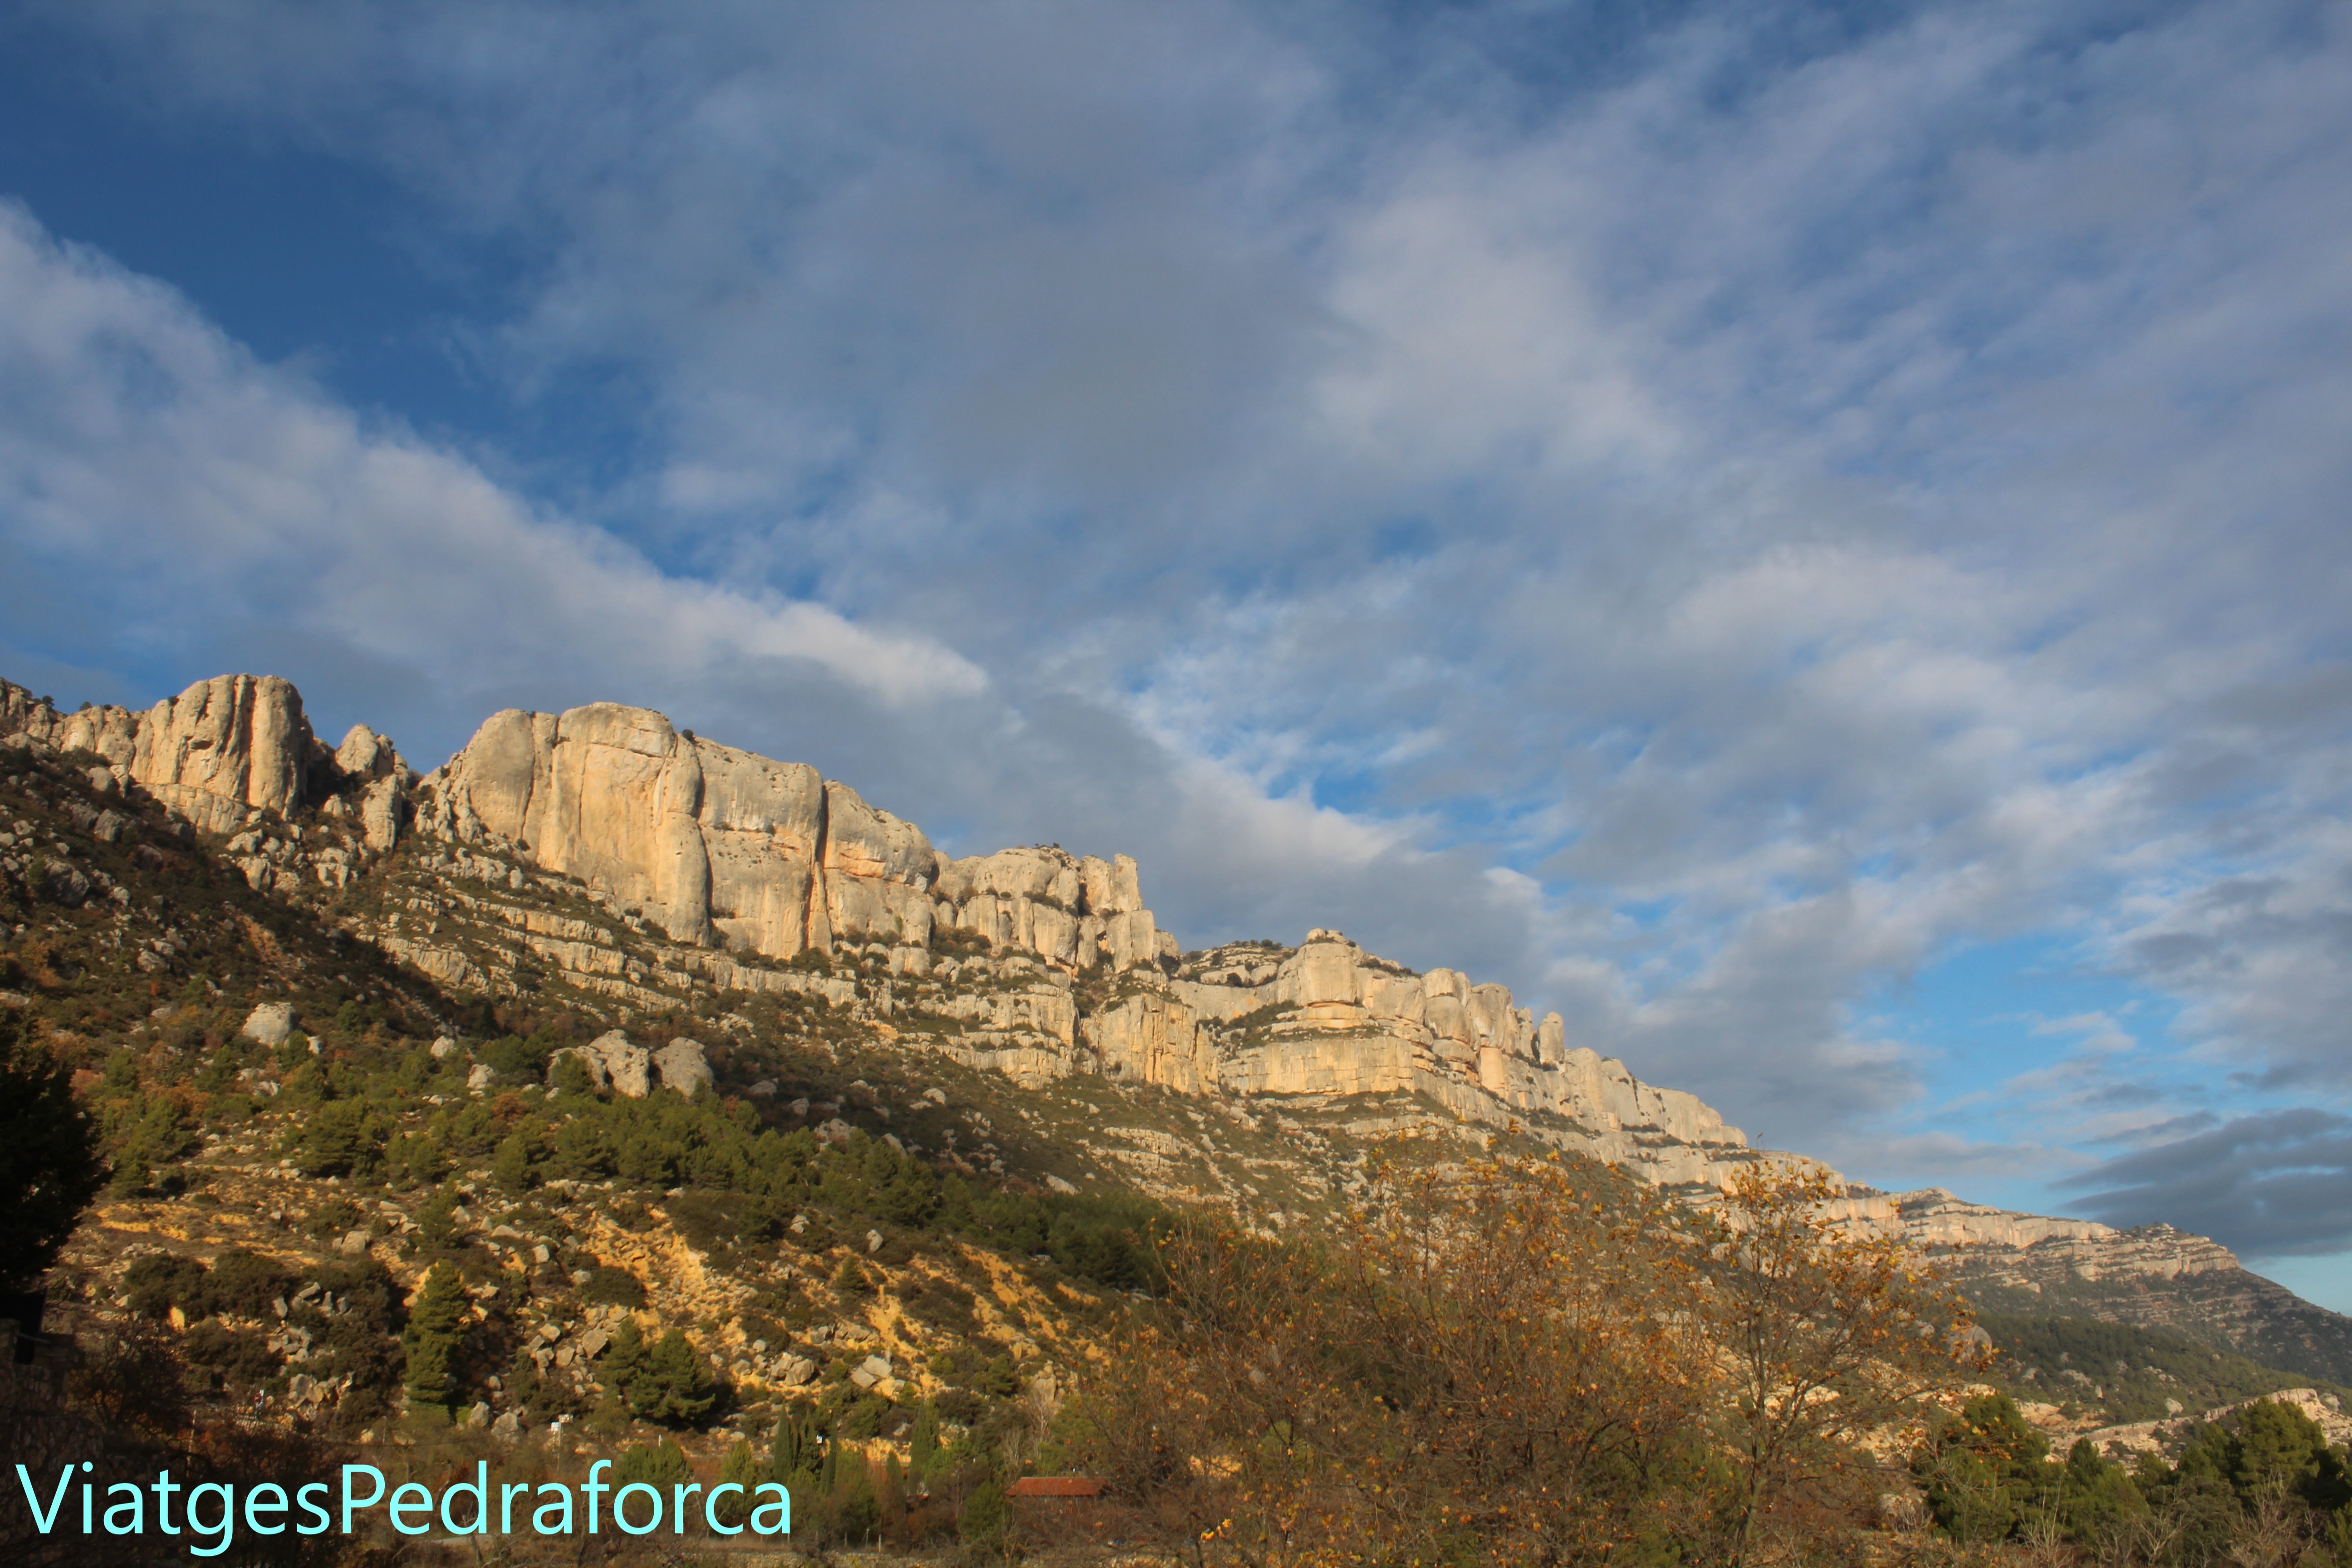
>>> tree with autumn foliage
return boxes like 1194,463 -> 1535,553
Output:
1075,1150 -> 1982,1568
1080,1154 -> 1725,1564
1700,1161 -> 1987,1566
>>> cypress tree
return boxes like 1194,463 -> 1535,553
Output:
400,1262 -> 467,1411
833,1452 -> 879,1543
909,1400 -> 941,1487
714,1439 -> 757,1528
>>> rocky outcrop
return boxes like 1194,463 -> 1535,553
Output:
549,1030 -> 716,1100
0,676 -> 410,841
1070,929 -> 1764,1188
413,702 -> 1176,971
932,846 -> 1173,970
2081,1387 -> 2351,1457
552,1030 -> 653,1098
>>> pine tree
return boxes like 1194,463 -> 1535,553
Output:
833,1451 -> 879,1543
979,1353 -> 1021,1396
614,1437 -> 692,1489
400,1262 -> 468,1411
634,1327 -> 720,1424
960,1481 -> 1010,1550
416,1188 -> 466,1249
491,1132 -> 536,1192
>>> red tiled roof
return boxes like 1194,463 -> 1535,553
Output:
1007,1476 -> 1107,1498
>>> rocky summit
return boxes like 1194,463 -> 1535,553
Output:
6,669 -> 2351,1392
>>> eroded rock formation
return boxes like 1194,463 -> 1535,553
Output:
1,676 -> 409,840
412,701 -> 1179,972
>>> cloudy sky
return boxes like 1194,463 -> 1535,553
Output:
3,1 -> 2348,1306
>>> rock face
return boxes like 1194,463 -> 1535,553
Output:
413,702 -> 1175,971
1073,929 -> 1762,1187
0,676 -> 410,840
1927,1220 -> 2352,1386
932,845 -> 1172,970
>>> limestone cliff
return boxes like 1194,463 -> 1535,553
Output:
410,702 -> 1173,971
0,675 -> 406,838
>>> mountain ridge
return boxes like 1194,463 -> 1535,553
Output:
7,669 -> 2348,1383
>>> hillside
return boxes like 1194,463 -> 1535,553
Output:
6,669 -> 2352,1561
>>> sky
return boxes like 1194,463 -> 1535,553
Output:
1,0 -> 2348,1308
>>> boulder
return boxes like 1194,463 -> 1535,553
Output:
38,858 -> 91,907
653,1038 -> 714,1098
241,1003 -> 295,1047
466,1063 -> 495,1092
549,1029 -> 654,1098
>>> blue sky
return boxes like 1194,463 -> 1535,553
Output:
2,0 -> 2348,1308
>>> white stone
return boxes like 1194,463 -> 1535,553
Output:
241,1003 -> 294,1047
653,1038 -> 714,1098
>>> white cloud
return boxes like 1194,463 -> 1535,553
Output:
0,201 -> 985,720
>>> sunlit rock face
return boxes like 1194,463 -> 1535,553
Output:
2,674 -> 398,836
415,702 -> 1171,973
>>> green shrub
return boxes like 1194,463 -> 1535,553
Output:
295,1099 -> 384,1178
614,1436 -> 693,1490
492,1132 -> 538,1192
578,1265 -> 647,1308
